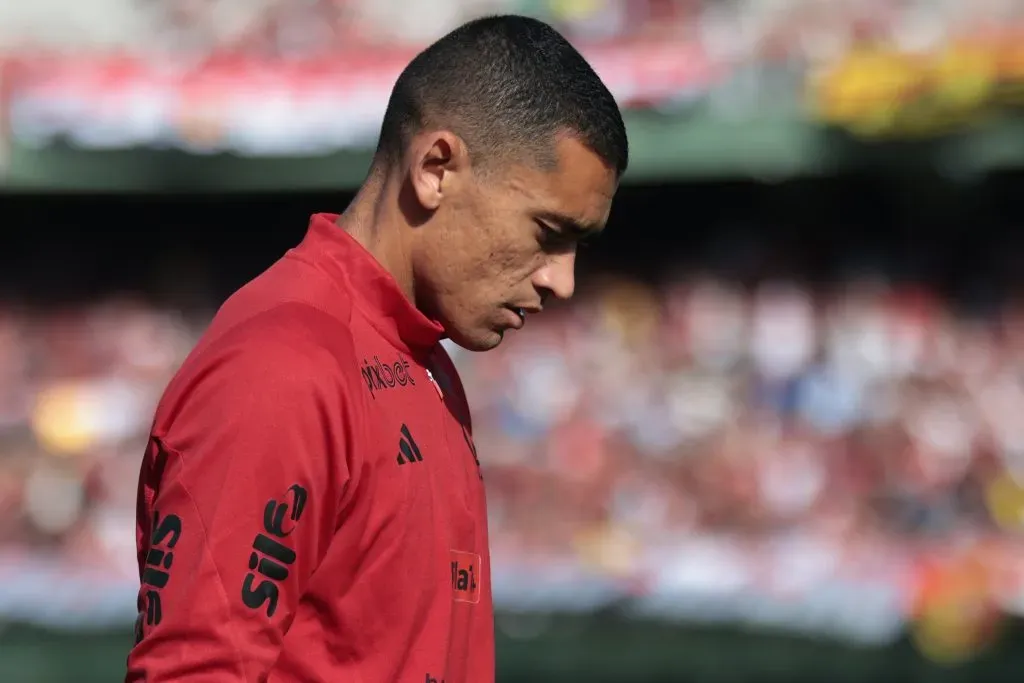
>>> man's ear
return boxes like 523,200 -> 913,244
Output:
408,130 -> 469,211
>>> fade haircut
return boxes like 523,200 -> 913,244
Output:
375,15 -> 628,178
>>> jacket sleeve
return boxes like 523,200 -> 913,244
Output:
126,339 -> 352,683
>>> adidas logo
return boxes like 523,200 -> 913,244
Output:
396,424 -> 423,465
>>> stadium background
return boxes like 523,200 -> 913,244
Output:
4,1 -> 1024,682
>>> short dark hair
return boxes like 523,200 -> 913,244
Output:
375,15 -> 628,177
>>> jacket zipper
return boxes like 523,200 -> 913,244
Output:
425,368 -> 444,400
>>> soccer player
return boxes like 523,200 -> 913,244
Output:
126,14 -> 627,683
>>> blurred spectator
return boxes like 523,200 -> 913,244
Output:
1,0 -> 1019,62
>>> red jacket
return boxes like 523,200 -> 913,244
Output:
127,214 -> 494,683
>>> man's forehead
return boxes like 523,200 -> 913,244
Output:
506,138 -> 616,227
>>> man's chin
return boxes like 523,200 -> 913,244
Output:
447,327 -> 504,353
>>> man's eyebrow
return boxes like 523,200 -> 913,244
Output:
537,211 -> 603,238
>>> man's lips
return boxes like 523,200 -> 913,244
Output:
502,304 -> 542,329
505,307 -> 525,329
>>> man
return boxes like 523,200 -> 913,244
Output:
126,14 -> 627,683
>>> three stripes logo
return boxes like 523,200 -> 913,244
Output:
396,424 -> 423,465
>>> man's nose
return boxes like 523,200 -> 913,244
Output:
532,252 -> 576,301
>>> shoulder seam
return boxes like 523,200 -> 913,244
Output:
192,299 -> 358,369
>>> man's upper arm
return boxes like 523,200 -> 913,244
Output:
127,334 -> 353,683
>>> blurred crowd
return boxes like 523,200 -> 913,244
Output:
455,274 -> 1024,597
0,0 -> 1021,63
465,276 -> 1024,553
0,299 -> 205,579
3,271 -> 1024,623
3,0 -> 1023,160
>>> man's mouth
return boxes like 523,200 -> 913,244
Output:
502,306 -> 527,330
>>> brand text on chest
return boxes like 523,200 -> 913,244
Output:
360,354 -> 415,397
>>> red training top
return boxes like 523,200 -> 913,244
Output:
126,213 -> 495,683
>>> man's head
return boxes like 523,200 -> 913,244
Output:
373,15 -> 628,351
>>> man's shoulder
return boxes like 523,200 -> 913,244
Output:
223,302 -> 358,365
173,296 -> 362,402
205,256 -> 362,365
156,303 -> 363,430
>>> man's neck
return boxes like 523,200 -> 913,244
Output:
336,176 -> 416,303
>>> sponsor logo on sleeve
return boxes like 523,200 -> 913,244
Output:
136,510 -> 183,643
241,484 -> 308,618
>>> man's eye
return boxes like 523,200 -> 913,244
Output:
536,222 -> 570,249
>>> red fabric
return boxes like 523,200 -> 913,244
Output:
128,214 -> 494,683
